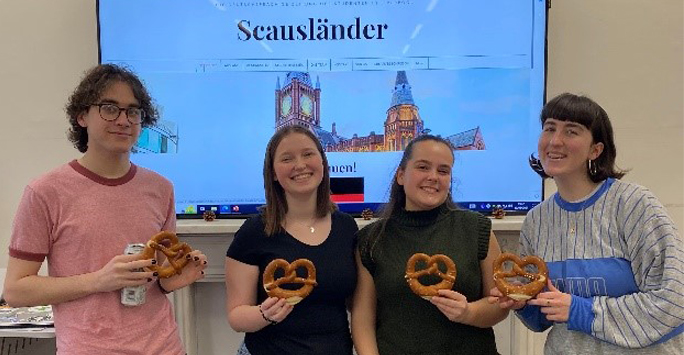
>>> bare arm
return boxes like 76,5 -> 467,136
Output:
350,250 -> 380,355
224,257 -> 291,332
465,231 -> 510,326
432,231 -> 509,327
3,255 -> 156,307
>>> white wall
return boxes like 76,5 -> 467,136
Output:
0,0 -> 98,268
0,0 -> 682,270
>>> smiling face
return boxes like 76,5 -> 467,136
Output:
538,118 -> 604,182
272,132 -> 324,199
77,81 -> 142,156
396,140 -> 454,211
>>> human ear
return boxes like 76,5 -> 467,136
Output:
590,142 -> 604,160
76,112 -> 88,128
396,169 -> 405,186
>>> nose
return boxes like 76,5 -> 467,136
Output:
293,157 -> 306,170
427,169 -> 438,181
548,131 -> 563,146
114,110 -> 131,127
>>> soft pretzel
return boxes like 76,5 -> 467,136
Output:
493,253 -> 548,301
404,253 -> 457,300
263,258 -> 317,305
140,231 -> 193,279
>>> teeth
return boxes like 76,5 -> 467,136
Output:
292,173 -> 312,181
547,153 -> 565,159
421,187 -> 437,193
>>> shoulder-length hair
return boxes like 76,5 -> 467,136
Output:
530,93 -> 626,182
261,125 -> 336,235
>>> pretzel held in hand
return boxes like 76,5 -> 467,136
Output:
140,231 -> 193,278
263,259 -> 317,305
493,253 -> 548,301
405,253 -> 457,300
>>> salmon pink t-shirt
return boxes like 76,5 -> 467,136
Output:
9,160 -> 184,355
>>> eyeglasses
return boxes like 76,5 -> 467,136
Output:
90,103 -> 145,124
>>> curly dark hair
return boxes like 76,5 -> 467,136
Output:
529,93 -> 626,182
66,64 -> 159,152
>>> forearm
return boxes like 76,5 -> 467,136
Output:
460,298 -> 509,328
227,304 -> 272,333
351,316 -> 379,355
4,272 -> 99,307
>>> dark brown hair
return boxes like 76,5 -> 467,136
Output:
360,135 -> 456,259
530,93 -> 626,182
66,64 -> 159,152
261,125 -> 336,235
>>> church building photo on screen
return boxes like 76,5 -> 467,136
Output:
274,71 -> 486,152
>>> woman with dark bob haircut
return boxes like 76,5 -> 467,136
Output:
66,63 -> 159,152
225,125 -> 359,355
491,93 -> 683,354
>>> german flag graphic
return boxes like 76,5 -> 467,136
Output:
330,177 -> 364,203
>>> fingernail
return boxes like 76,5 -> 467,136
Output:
153,272 -> 159,277
194,256 -> 200,261
203,260 -> 207,265
151,260 -> 157,265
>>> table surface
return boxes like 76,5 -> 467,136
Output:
0,326 -> 55,338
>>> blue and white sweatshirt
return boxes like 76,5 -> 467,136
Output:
516,178 -> 683,354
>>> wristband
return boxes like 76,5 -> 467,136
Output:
157,278 -> 172,294
258,305 -> 278,325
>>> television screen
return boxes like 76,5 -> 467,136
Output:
97,0 -> 547,217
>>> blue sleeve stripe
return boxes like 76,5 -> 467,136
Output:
604,300 -> 631,346
643,303 -> 677,329
647,278 -> 684,289
635,252 -> 682,281
543,202 -> 552,258
647,299 -> 684,325
661,288 -> 684,300
589,205 -> 596,258
650,293 -> 684,314
600,194 -> 609,258
625,201 -> 648,243
615,299 -> 643,347
623,297 -> 659,341
622,184 -> 639,206
521,230 -> 532,247
630,232 -> 671,261
645,255 -> 684,272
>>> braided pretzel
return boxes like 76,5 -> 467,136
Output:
140,231 -> 193,279
404,253 -> 457,300
493,253 -> 548,301
263,259 -> 317,305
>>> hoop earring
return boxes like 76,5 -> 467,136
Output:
588,159 -> 598,176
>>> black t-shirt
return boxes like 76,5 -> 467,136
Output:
226,211 -> 358,355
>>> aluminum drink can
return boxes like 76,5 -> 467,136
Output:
121,243 -> 147,306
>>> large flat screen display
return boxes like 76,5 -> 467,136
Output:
97,0 -> 547,217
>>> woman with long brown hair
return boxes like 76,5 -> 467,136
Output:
225,125 -> 358,355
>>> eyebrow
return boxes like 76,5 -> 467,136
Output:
544,121 -> 584,129
413,159 -> 452,169
98,99 -> 141,107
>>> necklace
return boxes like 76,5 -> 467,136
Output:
288,216 -> 318,234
